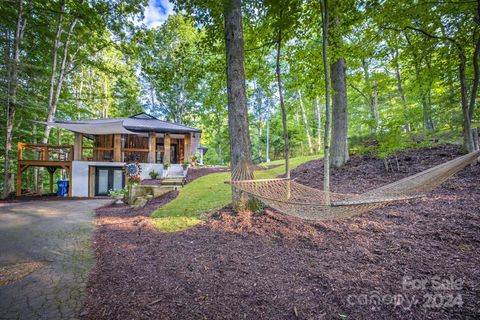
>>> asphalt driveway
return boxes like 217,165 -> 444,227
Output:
0,199 -> 111,320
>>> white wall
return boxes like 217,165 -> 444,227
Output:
71,161 -> 164,197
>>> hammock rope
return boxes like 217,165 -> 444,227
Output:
227,150 -> 480,220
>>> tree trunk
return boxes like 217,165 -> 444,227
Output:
394,49 -> 410,132
276,17 -> 289,178
3,0 -> 25,199
266,109 -> 270,162
373,75 -> 379,124
223,0 -> 254,210
320,0 -> 331,202
298,90 -> 313,154
459,52 -> 473,151
315,96 -> 321,153
330,57 -> 349,168
361,59 -> 378,129
255,83 -> 263,158
42,14 -> 77,144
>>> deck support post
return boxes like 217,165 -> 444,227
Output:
49,172 -> 53,193
148,131 -> 156,163
16,164 -> 22,196
114,134 -> 122,162
184,133 -> 191,164
164,134 -> 171,164
74,133 -> 83,160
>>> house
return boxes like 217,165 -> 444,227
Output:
16,113 -> 201,197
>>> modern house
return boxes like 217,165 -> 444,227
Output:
16,113 -> 201,197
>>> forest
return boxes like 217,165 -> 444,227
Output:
1,0 -> 479,196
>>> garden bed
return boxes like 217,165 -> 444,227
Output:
81,145 -> 480,319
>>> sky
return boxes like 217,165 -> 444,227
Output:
142,0 -> 174,29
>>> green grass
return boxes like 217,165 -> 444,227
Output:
151,155 -> 319,232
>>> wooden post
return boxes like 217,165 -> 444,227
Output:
164,134 -> 171,164
148,131 -> 156,163
49,171 -> 54,193
74,133 -> 83,160
18,142 -> 23,161
184,133 -> 191,163
114,134 -> 122,162
88,166 -> 95,197
43,146 -> 49,161
68,165 -> 72,197
16,164 -> 22,196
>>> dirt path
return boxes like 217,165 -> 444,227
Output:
82,145 -> 480,319
0,199 -> 112,320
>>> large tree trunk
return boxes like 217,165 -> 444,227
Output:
330,57 -> 349,168
223,0 -> 253,210
276,17 -> 290,178
459,53 -> 473,151
320,0 -> 331,202
459,36 -> 480,152
298,90 -> 313,154
3,0 -> 25,199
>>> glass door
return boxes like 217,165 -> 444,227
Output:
95,167 -> 125,196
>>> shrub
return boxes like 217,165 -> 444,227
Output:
109,188 -> 126,197
149,170 -> 159,179
182,161 -> 190,170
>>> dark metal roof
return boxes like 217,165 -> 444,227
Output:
52,113 -> 201,134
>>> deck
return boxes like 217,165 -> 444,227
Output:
17,143 -> 73,196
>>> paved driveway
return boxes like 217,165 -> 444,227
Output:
0,199 -> 111,320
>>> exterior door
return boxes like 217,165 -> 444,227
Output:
170,144 -> 178,164
95,167 -> 124,196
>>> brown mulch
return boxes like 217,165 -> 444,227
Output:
81,144 -> 480,320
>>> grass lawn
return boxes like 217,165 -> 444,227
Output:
151,155 -> 319,232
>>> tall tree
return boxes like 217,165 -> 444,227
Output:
3,0 -> 26,198
298,90 -> 313,154
320,0 -> 331,201
329,1 -> 349,167
223,0 -> 254,210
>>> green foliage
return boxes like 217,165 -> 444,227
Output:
149,170 -> 159,179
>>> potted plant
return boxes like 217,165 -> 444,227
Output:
109,188 -> 126,204
190,155 -> 198,166
182,161 -> 189,176
149,170 -> 159,179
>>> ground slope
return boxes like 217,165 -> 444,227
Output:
82,145 -> 480,320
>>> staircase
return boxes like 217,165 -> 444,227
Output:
166,164 -> 184,178
162,164 -> 186,186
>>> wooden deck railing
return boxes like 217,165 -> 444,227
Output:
80,147 -> 149,162
18,143 -> 74,162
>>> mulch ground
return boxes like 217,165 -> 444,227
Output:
81,144 -> 480,320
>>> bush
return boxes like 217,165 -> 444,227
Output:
182,161 -> 189,170
149,170 -> 159,179
109,188 -> 127,197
